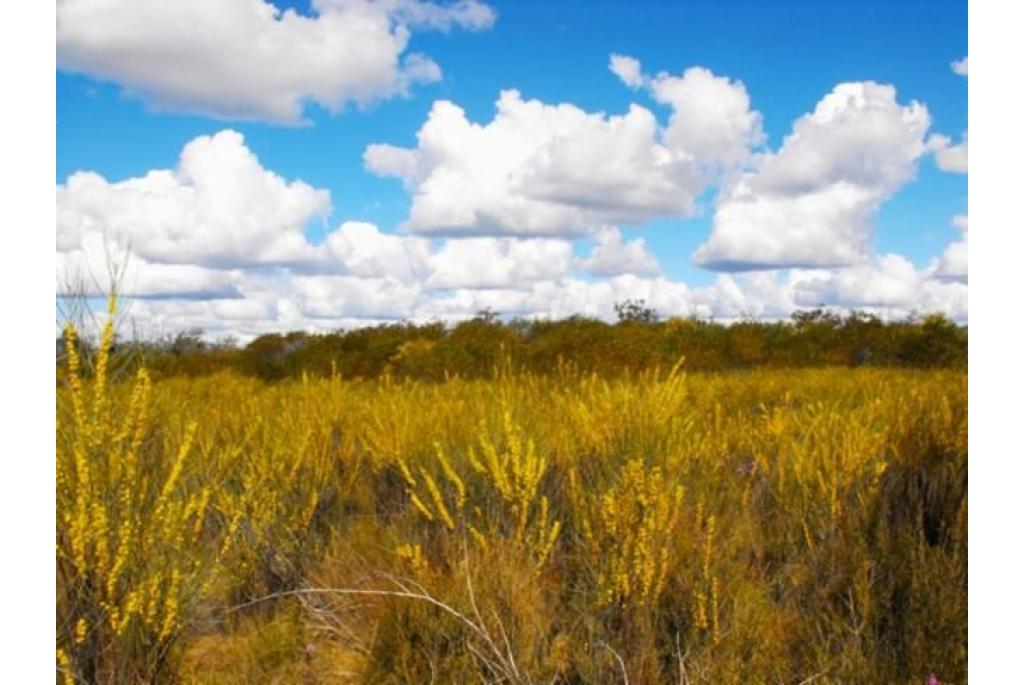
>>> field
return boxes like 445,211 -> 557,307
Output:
57,317 -> 967,684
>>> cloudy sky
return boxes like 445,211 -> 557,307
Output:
56,0 -> 967,340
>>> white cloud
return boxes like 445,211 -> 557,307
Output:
415,274 -> 693,322
58,130 -> 331,269
693,182 -> 878,271
951,56 -> 968,77
790,254 -> 967,319
933,132 -> 968,174
98,258 -> 969,343
794,254 -> 924,308
323,221 -> 432,282
56,241 -> 243,300
56,0 -> 495,123
576,227 -> 660,277
608,54 -> 644,89
427,238 -> 573,289
752,82 -> 931,194
118,294 -> 324,343
366,61 -> 764,237
118,275 -> 424,342
57,129 -> 578,302
611,55 -> 765,170
928,214 -> 968,283
678,256 -> 967,323
292,274 -> 423,320
694,82 -> 934,270
365,91 -> 705,236
688,271 -> 800,321
930,239 -> 967,283
418,255 -> 969,326
56,100 -> 968,341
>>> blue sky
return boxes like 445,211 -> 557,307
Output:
56,0 -> 967,338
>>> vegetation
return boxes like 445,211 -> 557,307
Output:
72,303 -> 967,384
57,298 -> 966,683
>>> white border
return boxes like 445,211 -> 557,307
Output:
968,1 -> 1024,681
0,0 -> 56,680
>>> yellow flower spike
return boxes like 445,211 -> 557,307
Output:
91,500 -> 110,575
409,492 -> 435,523
469,525 -> 489,551
539,519 -> 562,566
191,486 -> 211,540
435,443 -> 466,511
711,576 -> 721,644
467,445 -> 486,475
56,648 -> 73,685
395,543 -> 428,573
143,574 -> 162,629
157,584 -> 181,642
154,422 -> 197,527
396,457 -> 418,488
420,468 -> 455,531
702,515 -> 716,584
107,520 -> 133,600
694,589 -> 708,630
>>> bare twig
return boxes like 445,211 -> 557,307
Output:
597,641 -> 629,685
675,632 -> 689,685
229,577 -> 526,683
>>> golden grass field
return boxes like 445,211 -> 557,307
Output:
57,310 -> 967,684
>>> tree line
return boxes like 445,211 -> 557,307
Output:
59,301 -> 967,382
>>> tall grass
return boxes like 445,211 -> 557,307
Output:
57,319 -> 966,683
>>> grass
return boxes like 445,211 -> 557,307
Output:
57,307 -> 966,683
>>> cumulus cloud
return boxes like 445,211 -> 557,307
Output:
56,244 -> 243,300
323,221 -> 432,282
688,271 -> 800,321
56,87 -> 968,340
58,130 -> 332,270
930,239 -> 967,283
365,91 -> 705,236
576,227 -> 660,277
791,254 -> 967,319
58,129 -> 342,307
676,256 -> 967,323
56,0 -> 495,123
365,59 -> 762,237
694,82 -> 934,270
59,130 -> 578,307
427,238 -> 573,289
56,131 -> 442,306
57,129 -> 579,330
951,56 -> 968,76
610,54 -> 765,170
292,274 -> 423,320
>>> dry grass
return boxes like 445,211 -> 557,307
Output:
57,309 -> 966,683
